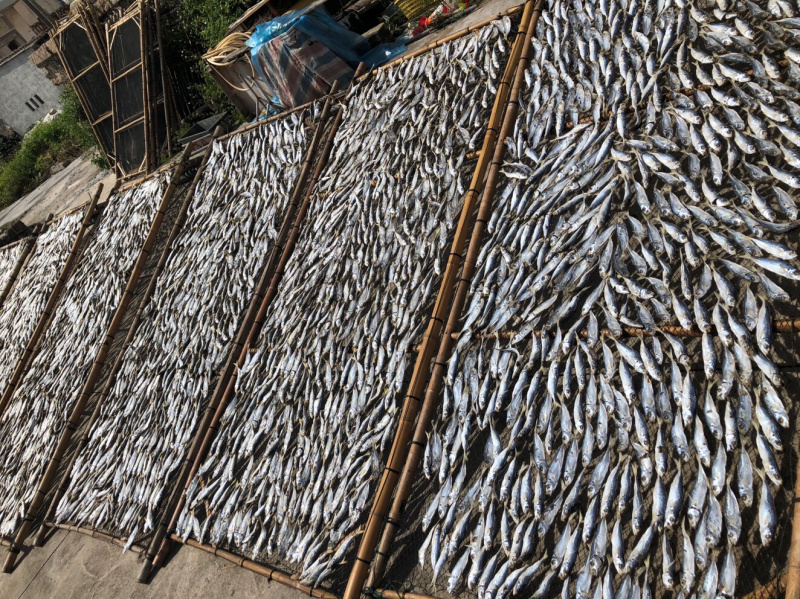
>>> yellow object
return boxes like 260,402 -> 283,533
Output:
394,0 -> 440,21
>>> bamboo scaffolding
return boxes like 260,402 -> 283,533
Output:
137,80 -> 352,583
0,238 -> 34,308
343,5 -> 536,597
31,135 -> 221,550
1,156 -> 190,574
0,185 -> 104,419
174,535 -> 338,599
365,2 -> 541,585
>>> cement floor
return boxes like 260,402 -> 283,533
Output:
0,529 -> 307,599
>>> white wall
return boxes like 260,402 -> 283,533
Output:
0,44 -> 62,133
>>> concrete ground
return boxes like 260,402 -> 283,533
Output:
0,152 -> 116,229
0,529 -> 307,599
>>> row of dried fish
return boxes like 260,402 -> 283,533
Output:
413,0 -> 800,596
0,177 -> 166,537
0,214 -> 82,396
176,18 -> 513,589
54,113 -> 315,545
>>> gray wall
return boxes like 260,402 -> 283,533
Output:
0,43 -> 62,134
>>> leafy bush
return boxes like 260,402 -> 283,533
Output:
0,87 -> 104,209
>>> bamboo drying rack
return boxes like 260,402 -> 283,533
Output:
344,2 -> 536,597
138,83 -> 347,583
0,184 -> 104,419
32,133 -> 222,550
2,155 -> 191,573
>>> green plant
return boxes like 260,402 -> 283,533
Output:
0,87 -> 105,208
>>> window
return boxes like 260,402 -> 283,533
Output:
34,94 -> 43,105
7,40 -> 18,52
25,101 -> 34,112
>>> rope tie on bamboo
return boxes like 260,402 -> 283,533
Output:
410,439 -> 425,448
431,316 -> 443,324
405,394 -> 421,403
385,466 -> 401,475
356,556 -> 371,565
383,515 -> 402,528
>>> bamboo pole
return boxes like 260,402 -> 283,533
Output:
0,184 -> 104,419
785,449 -> 800,599
149,78 -> 355,575
215,95 -> 335,143
1,154 -> 190,574
365,1 -> 540,587
343,6 -> 535,598
442,318 -> 800,343
175,535 -> 338,599
368,590 -> 439,599
137,78 -> 352,583
31,135 -> 220,549
0,238 -> 34,308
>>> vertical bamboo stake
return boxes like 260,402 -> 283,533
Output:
0,184 -> 104,419
31,135 -> 220,549
0,239 -> 34,308
153,0 -> 173,158
139,77 -> 352,582
366,0 -> 541,586
2,154 -> 190,574
342,6 -> 535,597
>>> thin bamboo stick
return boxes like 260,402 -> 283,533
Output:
32,134 -> 220,549
1,155 -> 190,574
368,589 -> 439,599
0,184 -> 104,419
117,154 -> 202,193
215,95 -> 337,143
343,5 -> 535,597
0,238 -> 33,308
52,522 -> 145,554
359,3 -> 524,80
175,535 -> 338,599
443,318 -> 800,342
365,0 -> 540,586
785,447 -> 800,599
138,79 -> 352,583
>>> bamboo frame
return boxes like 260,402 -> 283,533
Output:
139,76 -> 353,584
1,157 -> 190,574
368,590 -> 438,599
31,134 -> 221,550
0,238 -> 34,308
342,5 -> 535,597
365,2 -> 540,587
0,184 -> 104,419
174,536 -> 337,599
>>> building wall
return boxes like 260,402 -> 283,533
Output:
0,44 -> 62,134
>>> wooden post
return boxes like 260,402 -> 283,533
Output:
343,6 -> 536,597
2,154 -> 188,574
0,185 -> 103,419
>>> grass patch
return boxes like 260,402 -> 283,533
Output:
0,87 -> 104,209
